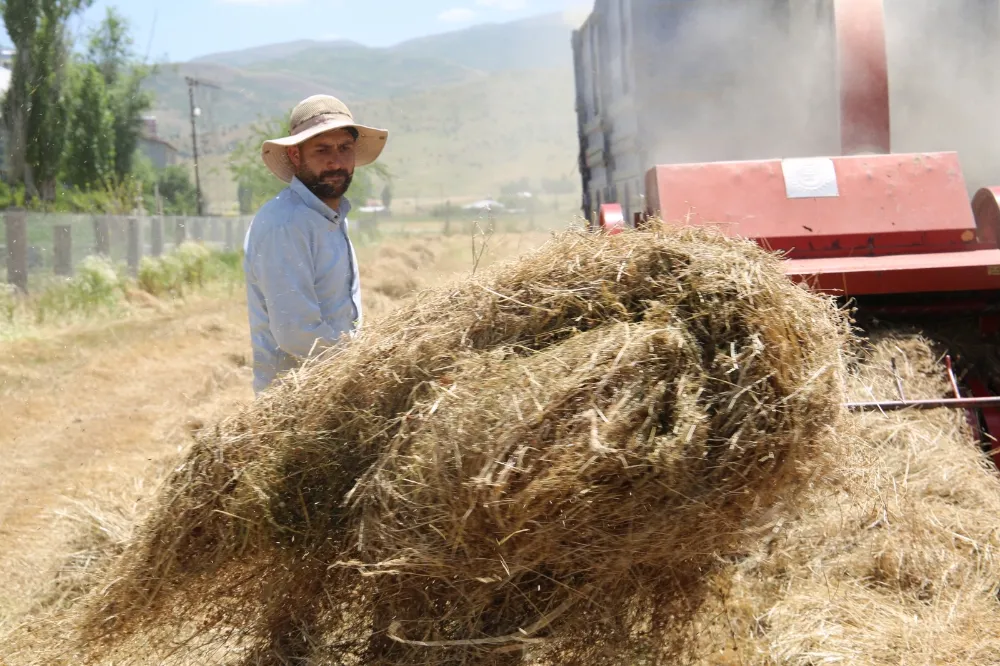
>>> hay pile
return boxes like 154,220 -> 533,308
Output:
678,328 -> 1000,665
75,228 -> 849,665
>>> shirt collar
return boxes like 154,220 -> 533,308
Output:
290,176 -> 352,224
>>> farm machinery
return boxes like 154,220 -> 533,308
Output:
573,0 -> 1000,453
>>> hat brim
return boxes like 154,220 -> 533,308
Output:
260,118 -> 388,184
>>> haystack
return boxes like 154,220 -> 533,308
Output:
75,228 -> 850,665
675,328 -> 1000,665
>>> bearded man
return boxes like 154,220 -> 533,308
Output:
244,95 -> 388,394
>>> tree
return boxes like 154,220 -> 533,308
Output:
1,0 -> 93,198
86,6 -> 129,86
2,0 -> 41,193
63,65 -> 114,189
86,7 -> 154,182
228,116 -> 290,211
155,165 -> 198,215
133,154 -> 197,215
26,2 -> 72,200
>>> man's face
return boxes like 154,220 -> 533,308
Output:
288,128 -> 357,202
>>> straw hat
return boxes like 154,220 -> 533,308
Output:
261,95 -> 388,183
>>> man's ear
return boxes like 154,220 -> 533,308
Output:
287,145 -> 301,169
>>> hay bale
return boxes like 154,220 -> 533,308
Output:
76,228 -> 850,664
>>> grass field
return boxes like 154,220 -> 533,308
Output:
3,226 -> 1000,665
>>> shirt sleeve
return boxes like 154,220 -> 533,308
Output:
250,221 -> 345,360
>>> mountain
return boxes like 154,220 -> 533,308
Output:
146,47 -> 482,146
190,39 -> 366,68
389,13 -> 574,71
144,12 -> 582,206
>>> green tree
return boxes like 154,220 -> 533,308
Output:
1,0 -> 41,193
26,2 -> 72,200
132,153 -> 197,215
155,165 -> 198,215
1,0 -> 92,198
228,116 -> 290,211
86,7 -> 154,182
63,65 -> 115,189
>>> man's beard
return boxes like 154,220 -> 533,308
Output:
296,164 -> 353,201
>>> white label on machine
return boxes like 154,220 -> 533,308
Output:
781,158 -> 840,199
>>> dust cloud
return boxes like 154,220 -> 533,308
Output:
886,0 -> 1000,192
639,0 -> 1000,192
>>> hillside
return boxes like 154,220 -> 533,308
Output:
390,12 -> 575,71
189,39 -> 365,68
146,12 -> 581,207
144,50 -> 483,150
194,66 -> 580,209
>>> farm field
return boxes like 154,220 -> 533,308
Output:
0,231 -> 553,664
2,227 -> 1000,666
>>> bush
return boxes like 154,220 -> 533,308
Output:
0,244 -> 245,333
138,243 -> 242,298
34,256 -> 125,323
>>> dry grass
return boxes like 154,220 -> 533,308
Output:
0,233 -> 537,666
65,227 -> 848,665
8,229 -> 1000,666
679,328 -> 1000,665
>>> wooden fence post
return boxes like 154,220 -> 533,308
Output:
54,224 -> 73,276
127,217 -> 141,277
150,217 -> 163,257
225,218 -> 234,251
93,216 -> 111,256
5,208 -> 28,292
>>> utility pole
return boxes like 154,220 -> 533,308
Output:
185,76 -> 220,217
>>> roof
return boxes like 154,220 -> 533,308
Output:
140,135 -> 178,152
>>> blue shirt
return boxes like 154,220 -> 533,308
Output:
243,177 -> 362,394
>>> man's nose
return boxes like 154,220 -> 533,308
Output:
327,153 -> 350,170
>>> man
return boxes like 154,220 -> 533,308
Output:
244,95 -> 388,394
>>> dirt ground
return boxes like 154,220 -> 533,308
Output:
0,231 -> 552,660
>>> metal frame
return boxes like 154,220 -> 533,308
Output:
846,356 -> 1000,412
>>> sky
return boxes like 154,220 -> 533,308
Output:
5,0 -> 589,63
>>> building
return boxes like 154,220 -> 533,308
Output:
138,116 -> 179,169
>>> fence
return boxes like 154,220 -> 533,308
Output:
1,209 -> 253,292
1,207 -> 564,292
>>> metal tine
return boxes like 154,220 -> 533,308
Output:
945,355 -> 963,399
890,357 -> 907,401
